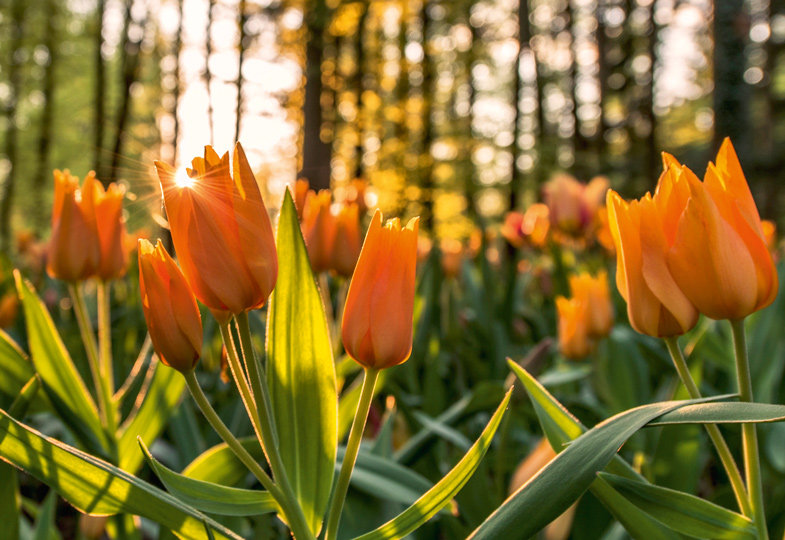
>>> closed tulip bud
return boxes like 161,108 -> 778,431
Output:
607,184 -> 699,337
331,203 -> 362,278
660,140 -> 777,320
568,270 -> 614,337
294,179 -> 310,220
154,143 -> 278,320
47,170 -> 101,282
301,190 -> 336,274
342,211 -> 419,369
94,181 -> 128,280
138,239 -> 202,372
556,296 -> 593,359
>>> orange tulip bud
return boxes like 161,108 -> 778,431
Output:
556,296 -> 593,359
138,239 -> 202,372
294,179 -> 310,220
301,190 -> 336,274
568,270 -> 614,337
93,181 -> 128,280
342,211 -> 419,369
606,187 -> 699,337
47,170 -> 101,282
522,203 -> 550,247
154,143 -> 278,320
331,203 -> 362,278
662,140 -> 777,320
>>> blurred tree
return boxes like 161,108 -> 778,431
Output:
94,0 -> 106,175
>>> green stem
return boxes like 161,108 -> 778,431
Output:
218,322 -> 263,446
730,319 -> 768,540
234,312 -> 314,540
96,281 -> 117,434
69,283 -> 114,436
663,337 -> 751,517
325,368 -> 380,540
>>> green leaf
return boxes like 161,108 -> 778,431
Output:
0,461 -> 20,540
338,370 -> 387,440
599,473 -> 756,539
0,330 -> 35,406
182,437 -> 259,486
648,402 -> 785,425
266,190 -> 337,536
336,448 -> 433,505
118,361 -> 185,473
13,272 -> 110,458
0,408 -> 242,540
139,438 -> 278,516
31,491 -> 58,540
355,388 -> 512,540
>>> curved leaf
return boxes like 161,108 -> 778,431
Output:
182,437 -> 259,485
0,408 -> 242,540
648,402 -> 785,426
139,438 -> 278,516
336,448 -> 433,506
0,330 -> 35,405
266,190 -> 337,536
599,473 -> 756,540
355,388 -> 512,540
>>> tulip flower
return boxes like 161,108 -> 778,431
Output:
663,140 -> 778,320
606,185 -> 699,337
154,143 -> 278,319
93,181 -> 128,280
543,174 -> 588,234
294,179 -> 310,220
522,203 -> 550,247
138,239 -> 202,372
47,170 -> 101,282
301,189 -> 336,274
330,203 -> 362,278
568,270 -> 614,337
501,211 -> 526,248
555,296 -> 593,359
342,211 -> 419,369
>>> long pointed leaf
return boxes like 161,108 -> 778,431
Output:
649,402 -> 785,425
355,388 -> 512,540
0,408 -> 242,540
266,190 -> 337,536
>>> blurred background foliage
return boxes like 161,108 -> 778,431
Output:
1,0 -> 784,250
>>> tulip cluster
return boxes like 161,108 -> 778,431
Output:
607,139 -> 778,337
47,170 -> 128,282
556,270 -> 614,359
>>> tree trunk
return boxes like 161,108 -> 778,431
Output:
235,0 -> 247,143
94,0 -> 106,175
172,0 -> 184,165
205,0 -> 214,146
421,0 -> 435,232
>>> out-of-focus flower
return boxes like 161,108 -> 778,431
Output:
294,179 -> 310,220
331,203 -> 362,278
301,190 -> 336,274
342,211 -> 419,370
568,270 -> 614,337
345,178 -> 369,214
762,220 -> 778,256
440,237 -> 464,279
154,143 -> 278,320
47,170 -> 101,282
138,239 -> 202,372
583,176 -> 610,219
662,140 -> 778,320
544,174 -> 588,234
556,296 -> 593,359
93,181 -> 128,280
522,203 -> 550,247
0,292 -> 19,328
594,208 -> 615,254
606,185 -> 699,337
501,211 -> 526,248
417,236 -> 432,263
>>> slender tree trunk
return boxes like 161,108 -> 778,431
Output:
0,0 -> 26,254
595,0 -> 609,166
644,0 -> 659,184
205,0 -> 214,146
421,0 -> 435,232
565,0 -> 587,164
108,0 -> 147,184
94,0 -> 106,175
34,0 -> 59,231
510,0 -> 529,210
353,4 -> 368,180
172,0 -> 184,165
301,0 -> 332,190
235,0 -> 247,143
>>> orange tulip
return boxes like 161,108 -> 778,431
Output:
501,211 -> 526,248
543,174 -> 588,234
294,179 -> 310,220
0,292 -> 19,328
47,170 -> 101,282
568,270 -> 614,337
301,190 -> 336,274
762,220 -> 777,255
556,296 -> 593,359
662,140 -> 777,320
93,181 -> 128,280
522,203 -> 550,247
606,184 -> 699,337
342,211 -> 419,369
331,203 -> 362,278
154,143 -> 278,320
138,239 -> 202,372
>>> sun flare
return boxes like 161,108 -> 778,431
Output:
174,167 -> 196,189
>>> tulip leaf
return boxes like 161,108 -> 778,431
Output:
118,361 -> 185,473
354,388 -> 512,540
182,436 -> 260,486
598,473 -> 756,539
0,461 -> 19,540
13,272 -> 111,459
0,408 -> 243,539
139,438 -> 278,516
469,360 -> 725,539
31,490 -> 57,540
266,190 -> 337,536
648,402 -> 785,425
0,329 -> 35,407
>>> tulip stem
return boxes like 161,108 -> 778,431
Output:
730,319 -> 768,540
235,312 -> 313,540
663,336 -> 751,517
325,367 -> 380,540
96,281 -> 117,434
69,283 -> 116,442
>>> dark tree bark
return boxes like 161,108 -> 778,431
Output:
300,0 -> 332,190
0,0 -> 26,254
595,0 -> 609,166
644,0 -> 659,185
510,0 -> 529,209
353,3 -> 368,180
172,0 -> 184,164
94,0 -> 106,175
420,0 -> 435,232
205,0 -> 214,146
235,0 -> 247,143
